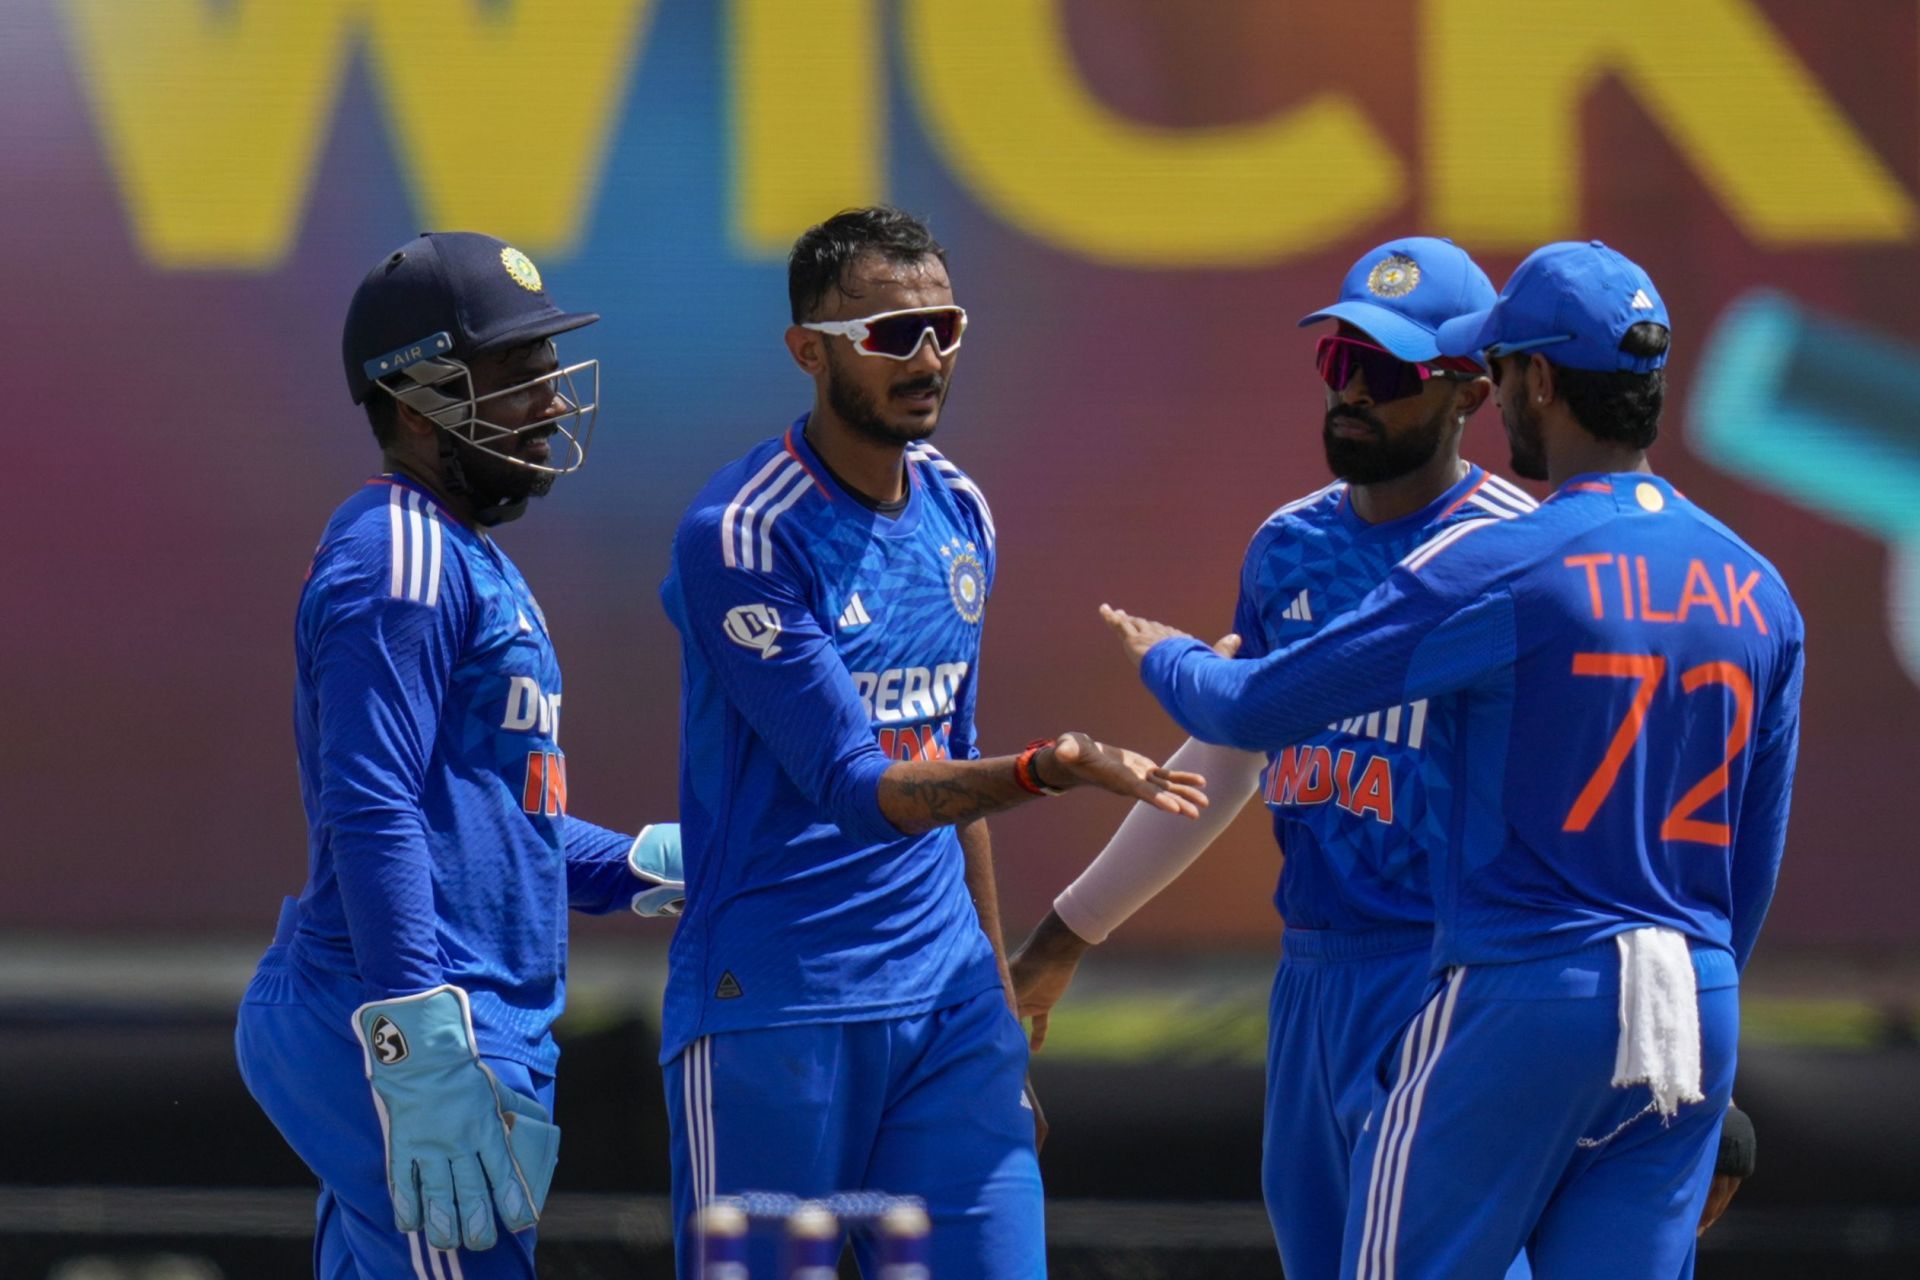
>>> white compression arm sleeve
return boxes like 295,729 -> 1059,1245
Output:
1052,736 -> 1267,944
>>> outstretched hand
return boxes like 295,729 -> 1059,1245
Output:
1100,604 -> 1240,668
1044,730 -> 1209,819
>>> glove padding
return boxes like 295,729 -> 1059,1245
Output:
629,823 -> 685,917
1716,1103 -> 1756,1178
354,986 -> 559,1250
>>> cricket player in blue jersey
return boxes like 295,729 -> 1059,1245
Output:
1106,241 -> 1803,1279
660,207 -> 1208,1280
234,231 -> 685,1280
1013,236 -> 1542,1280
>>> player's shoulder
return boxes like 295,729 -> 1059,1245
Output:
1444,468 -> 1540,527
1397,487 -> 1563,586
307,479 -> 464,610
907,439 -> 996,549
1242,480 -> 1348,558
1680,500 -> 1804,633
1259,480 -> 1348,532
677,433 -> 823,577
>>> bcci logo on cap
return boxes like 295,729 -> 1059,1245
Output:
369,1016 -> 409,1065
1367,254 -> 1421,299
500,246 -> 543,293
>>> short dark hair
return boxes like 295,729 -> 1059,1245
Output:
788,206 -> 946,323
1551,322 -> 1670,450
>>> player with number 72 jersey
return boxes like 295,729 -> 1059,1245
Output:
1145,471 -> 1802,974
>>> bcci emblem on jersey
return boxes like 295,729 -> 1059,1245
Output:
947,543 -> 986,624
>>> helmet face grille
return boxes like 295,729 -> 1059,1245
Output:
379,356 -> 601,477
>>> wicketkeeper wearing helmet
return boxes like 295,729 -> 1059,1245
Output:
235,231 -> 683,1278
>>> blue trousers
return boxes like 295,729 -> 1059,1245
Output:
664,984 -> 1044,1279
1341,943 -> 1738,1280
235,921 -> 554,1280
1266,927 -> 1532,1280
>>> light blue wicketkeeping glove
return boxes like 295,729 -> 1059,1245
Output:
628,822 -> 685,917
354,985 -> 559,1251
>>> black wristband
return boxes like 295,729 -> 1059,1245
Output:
1716,1104 -> 1756,1178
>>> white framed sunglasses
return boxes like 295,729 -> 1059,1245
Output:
800,305 -> 968,360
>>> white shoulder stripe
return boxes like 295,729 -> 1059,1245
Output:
1403,516 -> 1498,572
1466,491 -> 1530,521
423,498 -> 443,608
405,494 -> 427,602
388,486 -> 406,598
1482,473 -> 1540,510
733,461 -> 806,572
755,472 -> 816,571
1272,481 -> 1345,520
721,451 -> 796,570
910,444 -> 997,545
386,487 -> 443,606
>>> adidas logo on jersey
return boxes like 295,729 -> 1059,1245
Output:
1281,589 -> 1313,622
715,971 -> 743,1000
837,593 -> 874,631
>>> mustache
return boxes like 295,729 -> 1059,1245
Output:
1324,405 -> 1385,434
891,374 -> 946,398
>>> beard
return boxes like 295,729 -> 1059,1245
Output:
443,429 -> 555,523
1321,400 -> 1449,484
826,347 -> 944,446
1504,395 -> 1549,481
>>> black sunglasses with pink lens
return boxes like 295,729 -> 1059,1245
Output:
1315,335 -> 1481,404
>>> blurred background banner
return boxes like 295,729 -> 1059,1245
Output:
8,0 -> 1919,950
6,2 -> 1920,1276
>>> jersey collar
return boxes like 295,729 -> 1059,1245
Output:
788,414 -> 927,538
1336,463 -> 1488,539
1551,472 -> 1682,508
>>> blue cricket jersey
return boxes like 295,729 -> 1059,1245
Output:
1147,473 -> 1804,971
283,476 -> 638,1073
659,420 -> 1004,1062
1235,465 -> 1538,931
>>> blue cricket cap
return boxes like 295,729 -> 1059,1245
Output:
342,231 -> 598,403
1299,236 -> 1497,365
1435,240 -> 1669,373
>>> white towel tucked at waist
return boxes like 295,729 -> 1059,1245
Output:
1612,927 -> 1704,1118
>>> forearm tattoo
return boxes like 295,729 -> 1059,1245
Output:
881,765 -> 1024,832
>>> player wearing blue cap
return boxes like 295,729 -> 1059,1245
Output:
1011,236 -> 1536,1280
1105,241 -> 1803,1279
660,207 -> 1209,1279
234,232 -> 686,1280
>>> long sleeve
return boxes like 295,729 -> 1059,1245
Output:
1052,737 -> 1267,943
309,581 -> 463,998
673,506 -> 900,844
561,815 -> 641,915
1728,638 -> 1805,970
1141,563 -> 1517,752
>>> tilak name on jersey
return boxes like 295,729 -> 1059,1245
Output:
1562,552 -> 1771,632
